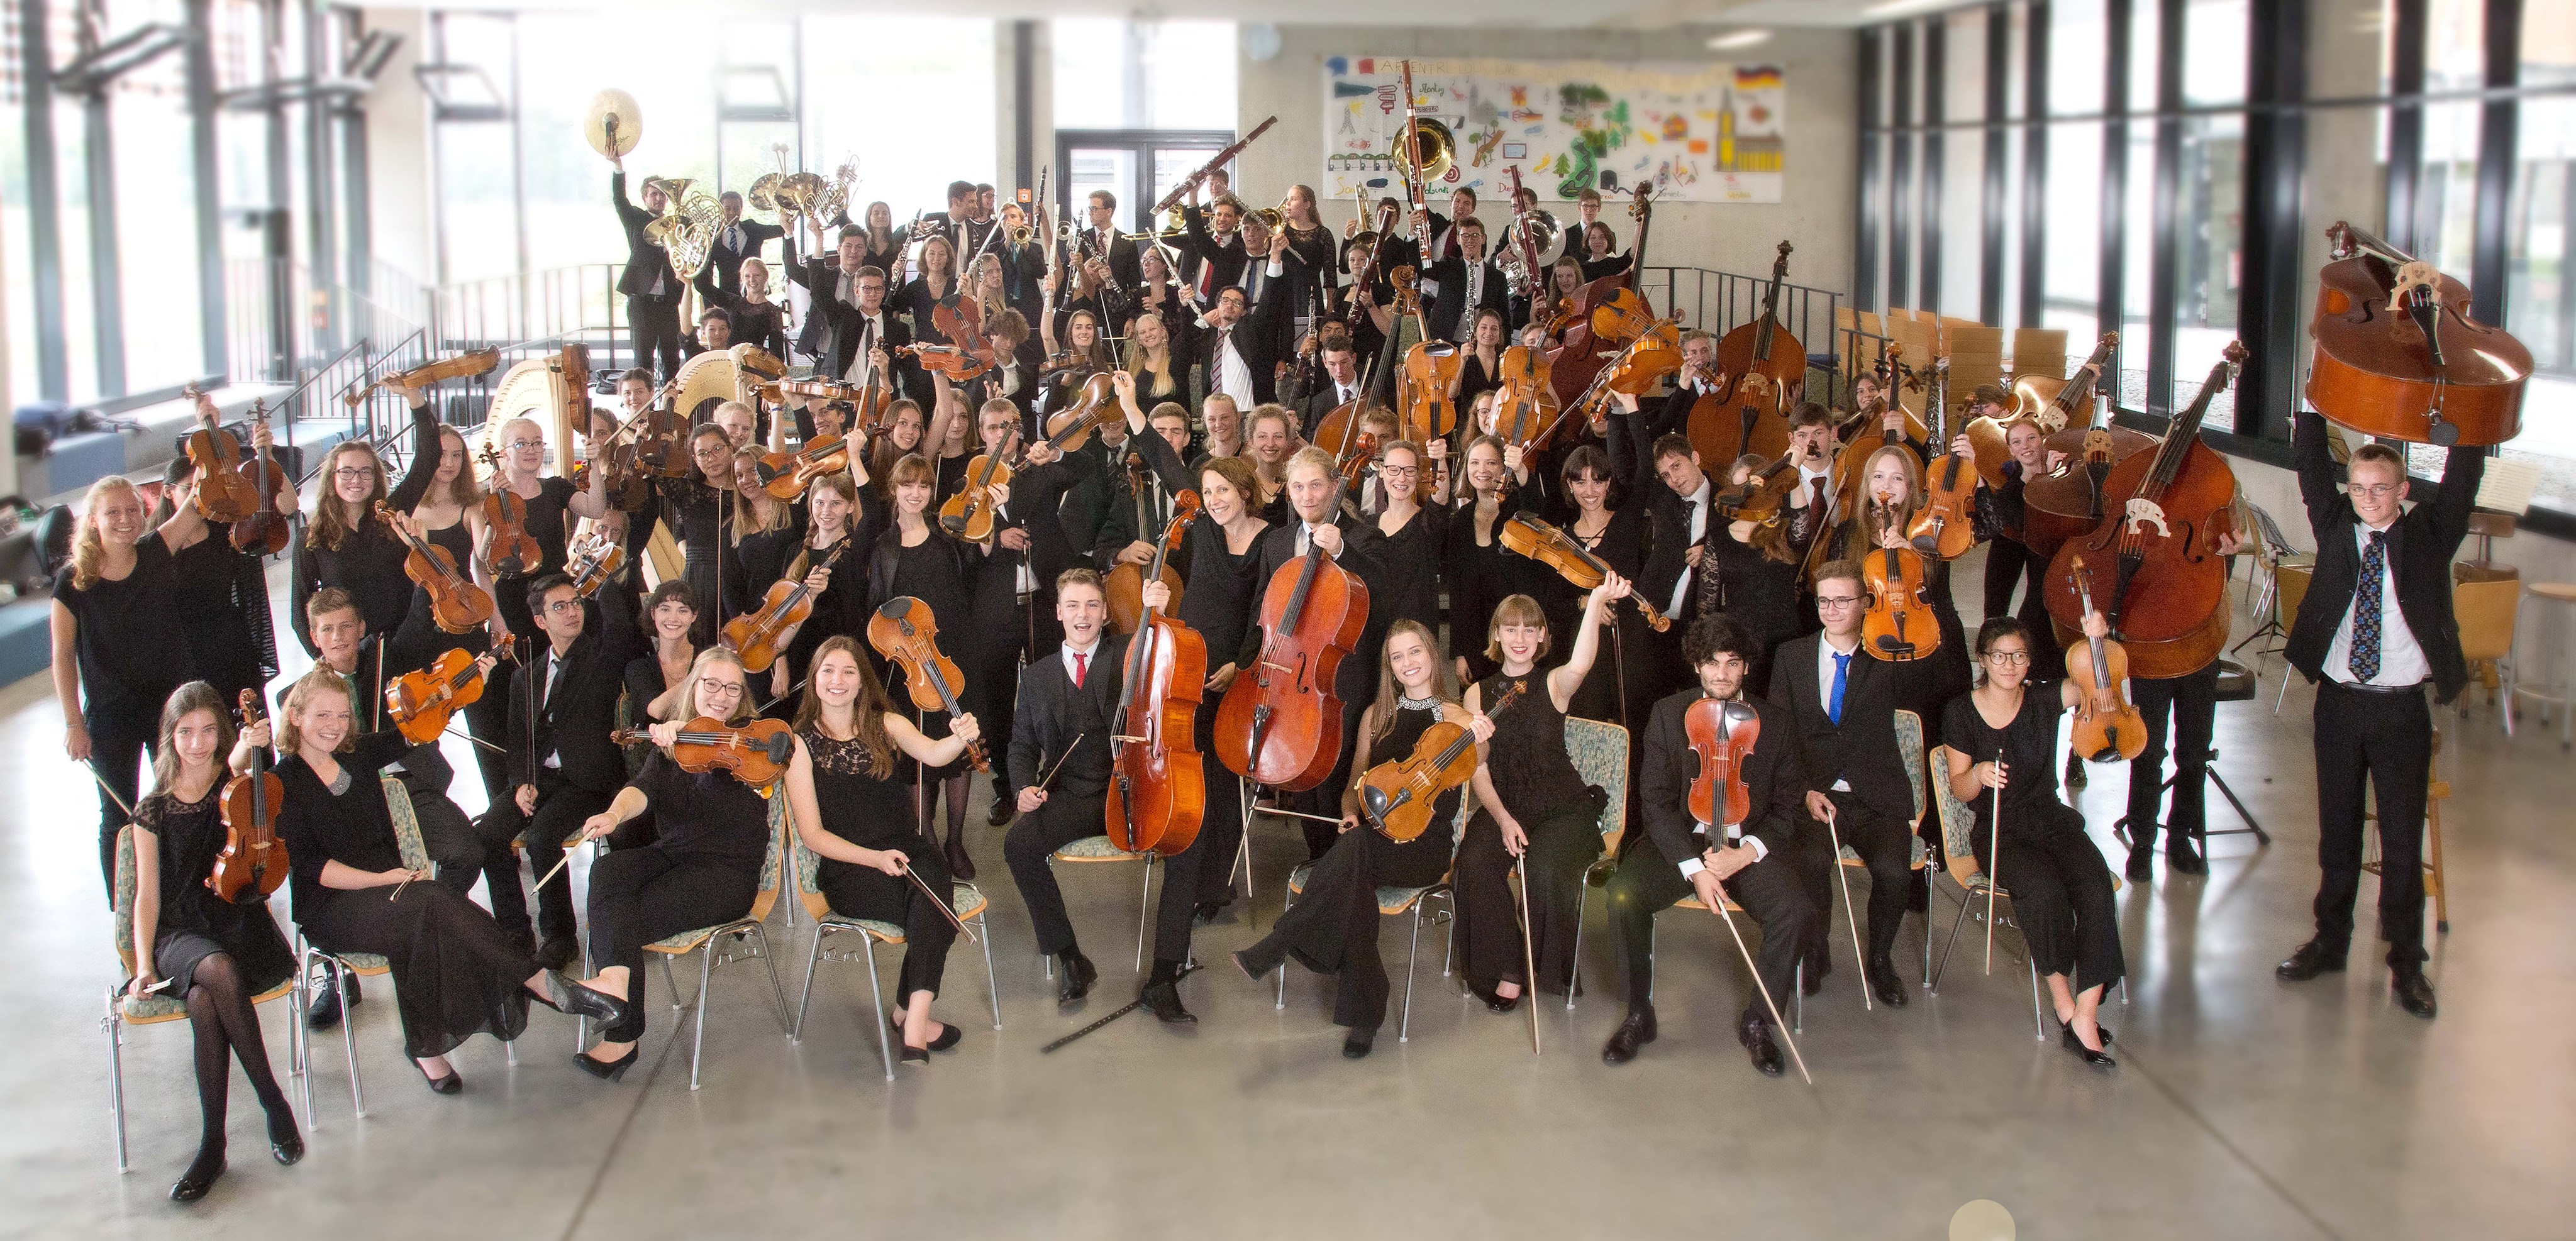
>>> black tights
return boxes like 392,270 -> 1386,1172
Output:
181,954 -> 293,1174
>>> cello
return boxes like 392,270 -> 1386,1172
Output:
1105,495 -> 1207,856
209,691 -> 289,902
2042,343 -> 2244,681
2306,221 -> 2530,447
384,649 -> 496,746
1358,682 -> 1522,842
1104,456 -> 1185,635
374,501 -> 496,633
1684,695 -> 1759,832
475,444 -> 544,577
1499,514 -> 1671,632
2061,554 -> 2147,763
723,538 -> 850,674
1700,241 -> 1803,465
608,717 -> 796,790
1545,186 -> 1656,409
865,597 -> 992,772
1214,438 -> 1377,791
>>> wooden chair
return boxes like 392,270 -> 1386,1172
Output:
2451,565 -> 2520,735
104,825 -> 299,1171
789,837 -> 1001,1081
1045,836 -> 1160,974
1272,795 -> 1472,1045
2363,725 -> 2454,934
1926,746 -> 2126,1038
636,793 -> 794,1090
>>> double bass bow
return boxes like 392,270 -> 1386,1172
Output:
865,597 -> 992,773
2306,221 -> 2530,446
1498,514 -> 1670,632
1358,682 -> 1520,843
1214,438 -> 1378,791
1106,493 -> 1207,857
209,692 -> 288,902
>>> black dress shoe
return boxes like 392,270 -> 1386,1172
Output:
1056,950 -> 1097,1003
303,969 -> 358,1030
2060,1022 -> 2118,1069
1601,1008 -> 1658,1064
536,933 -> 580,973
1867,959 -> 1909,1008
886,1010 -> 965,1050
1739,1020 -> 1785,1078
1466,979 -> 1519,1013
2058,1018 -> 2116,1047
899,1044 -> 931,1065
170,1148 -> 225,1203
537,973 -> 631,1030
945,837 -> 977,883
1191,897 -> 1234,926
2124,848 -> 2156,883
2276,939 -> 2347,981
1230,948 -> 1272,983
1140,981 -> 1197,1025
1341,1028 -> 1376,1059
985,798 -> 1015,827
1801,963 -> 1826,997
2392,968 -> 2439,1019
2166,837 -> 2209,876
415,1059 -> 464,1095
574,1045 -> 638,1081
267,1108 -> 303,1166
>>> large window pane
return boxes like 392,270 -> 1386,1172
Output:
2120,120 -> 2154,411
2507,14 -> 2576,512
1941,7 -> 1984,319
2184,0 -> 2248,108
2044,120 -> 2101,347
2174,111 -> 2242,421
804,18 -> 994,232
2050,0 -> 2106,117
1053,18 -> 1235,132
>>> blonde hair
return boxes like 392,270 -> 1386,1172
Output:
277,667 -> 356,755
1841,444 -> 1924,551
306,441 -> 386,551
1484,593 -> 1552,663
69,476 -> 144,590
683,647 -> 755,725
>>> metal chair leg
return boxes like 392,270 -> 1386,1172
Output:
105,988 -> 128,1173
750,927 -> 792,1035
1237,778 -> 1259,930
2029,959 -> 2046,1041
863,935 -> 894,1083
977,912 -> 1002,1030
1793,961 -> 1803,1035
687,947 -> 712,1091
1565,885 -> 1586,1012
660,954 -> 684,1011
1398,904 -> 1424,1044
292,946 -> 314,1123
1135,855 -> 1156,973
1922,897 -> 1935,988
1929,885 -> 1978,993
1276,880 -> 1295,1010
334,962 -> 364,1118
792,923 -> 827,1042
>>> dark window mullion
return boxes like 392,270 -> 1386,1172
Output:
2023,0 -> 2051,328
2146,0 -> 2184,422
2101,0 -> 2131,389
1981,3 -> 2009,326
2470,0 -> 2521,325
2238,0 -> 2307,440
1922,18 -> 1947,312
1858,27 -> 1884,314
2385,0 -> 2426,251
1892,24 -> 1916,311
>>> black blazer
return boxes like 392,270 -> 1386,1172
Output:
507,578 -> 645,795
613,172 -> 679,300
1069,227 -> 1145,290
1635,439 -> 1713,623
791,259 -> 917,397
1637,690 -> 1805,866
1008,635 -> 1130,802
1189,255 -> 1299,409
2285,407 -> 2484,702
1231,512 -> 1389,670
706,217 -> 784,295
1178,205 -> 1250,299
1765,631 -> 1924,826
1423,255 -> 1509,343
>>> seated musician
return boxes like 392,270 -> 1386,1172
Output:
494,570 -> 645,972
567,648 -> 774,1080
1602,615 -> 1813,1076
1231,622 -> 1492,1060
1000,570 -> 1130,1006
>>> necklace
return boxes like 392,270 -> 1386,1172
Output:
1397,694 -> 1440,712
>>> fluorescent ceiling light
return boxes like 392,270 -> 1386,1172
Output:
1860,0 -> 1957,17
1707,29 -> 1772,50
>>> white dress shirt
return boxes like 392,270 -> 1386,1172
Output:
2324,517 -> 2429,687
1213,326 -> 1255,408
1667,477 -> 1713,617
1062,636 -> 1103,686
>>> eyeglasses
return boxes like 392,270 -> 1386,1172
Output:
505,438 -> 545,451
697,678 -> 746,698
1379,465 -> 1419,477
2351,483 -> 2402,499
1983,650 -> 2032,666
543,598 -> 584,615
332,467 -> 376,482
1816,595 -> 1863,610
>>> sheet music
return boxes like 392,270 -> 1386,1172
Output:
2474,456 -> 2542,516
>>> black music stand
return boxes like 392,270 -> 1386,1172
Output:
2112,658 -> 2271,849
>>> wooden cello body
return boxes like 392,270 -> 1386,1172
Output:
1105,495 -> 1206,856
1545,187 -> 1655,409
1214,442 -> 1376,791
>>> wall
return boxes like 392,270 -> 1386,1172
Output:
360,7 -> 433,294
1235,25 -> 1857,297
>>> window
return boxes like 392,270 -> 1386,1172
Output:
1053,18 -> 1235,132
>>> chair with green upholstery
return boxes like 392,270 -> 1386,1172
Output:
1271,793 -> 1472,1045
1046,834 -> 1160,975
637,790 -> 795,1090
1926,744 -> 2128,1037
289,774 -> 423,1120
1558,717 -> 1629,1012
789,835 -> 1001,1081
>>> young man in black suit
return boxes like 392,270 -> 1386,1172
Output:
610,160 -> 682,380
1002,570 -> 1130,1005
1601,613 -> 1815,1076
1634,431 -> 1717,701
1192,231 -> 1299,411
792,233 -> 915,394
1768,560 -> 1929,1006
708,192 -> 782,297
2276,413 -> 2484,1020
1298,328 -> 1365,439
1423,217 -> 1508,345
492,571 -> 645,971
1074,190 -> 1144,289
1177,189 -> 1250,308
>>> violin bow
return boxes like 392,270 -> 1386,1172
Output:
84,761 -> 137,820
1512,855 -> 1541,1055
1816,805 -> 1875,1012
1985,746 -> 2004,976
1702,888 -> 1815,1085
1033,732 -> 1086,794
898,861 -> 975,943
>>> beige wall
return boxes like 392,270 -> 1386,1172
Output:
360,7 -> 433,291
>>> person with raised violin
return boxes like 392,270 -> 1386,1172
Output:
566,648 -> 774,1080
2275,420 -> 2484,1021
155,420 -> 289,708
1232,620 -> 1495,1059
1820,443 -> 1972,715
1450,308 -> 1513,417
289,441 -> 412,659
1424,219 -> 1509,347
867,451 -> 992,878
610,160 -> 682,380
1001,570 -> 1132,1005
126,681 -> 304,1201
483,414 -> 614,648
1702,453 -> 1806,685
659,424 -> 757,647
1601,614 -> 1814,1075
270,665 -> 630,1095
784,637 -> 985,1062
746,471 -> 877,711
1975,387 -> 2068,673
493,568 -> 645,971
1944,613 -> 2126,1066
54,477 -> 188,902
1455,580 -> 1628,1010
1548,436 -> 1657,723
386,387 -> 513,795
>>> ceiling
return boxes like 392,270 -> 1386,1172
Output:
369,0 -> 1963,30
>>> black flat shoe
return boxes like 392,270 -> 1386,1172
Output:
1230,949 -> 1270,983
1191,898 -> 1234,926
985,798 -> 1015,827
2392,968 -> 2439,1019
1140,981 -> 1197,1025
415,1059 -> 464,1095
2124,848 -> 2156,883
537,973 -> 632,1030
267,1109 -> 303,1166
2165,842 -> 2209,876
1466,979 -> 1519,1013
303,969 -> 358,1030
1801,964 -> 1826,997
899,1044 -> 930,1065
170,1149 -> 224,1203
1739,1020 -> 1785,1078
1867,960 -> 1909,1008
2063,754 -> 2089,790
1341,1028 -> 1376,1059
2059,1018 -> 2115,1047
1056,951 -> 1097,1003
945,837 -> 977,883
887,1010 -> 965,1049
2060,1022 -> 2118,1069
2277,939 -> 2347,981
574,1045 -> 638,1081
1601,1008 -> 1658,1064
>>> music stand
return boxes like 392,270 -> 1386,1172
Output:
2111,658 -> 2271,850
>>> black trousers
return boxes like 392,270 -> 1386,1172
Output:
1185,725 -> 1246,910
1808,791 -> 1913,968
586,844 -> 757,1043
462,661 -> 513,802
490,771 -> 613,944
627,295 -> 682,382
1455,797 -> 1603,993
1606,831 -> 1812,1031
1283,688 -> 1376,859
299,883 -> 538,1059
1973,802 -> 2126,995
1242,825 -> 1451,1030
1001,788 -> 1111,957
816,847 -> 955,1005
86,705 -> 158,905
2311,683 -> 2433,967
2124,662 -> 2220,852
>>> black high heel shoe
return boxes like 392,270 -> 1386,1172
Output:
574,1045 -> 640,1081
535,972 -> 631,1030
414,1059 -> 464,1095
1465,979 -> 1518,1014
2060,1022 -> 2117,1069
2055,1017 -> 2114,1046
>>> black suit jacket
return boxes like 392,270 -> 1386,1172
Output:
1069,227 -> 1145,290
2285,407 -> 2483,702
1638,690 -> 1805,866
1189,255 -> 1298,409
1636,439 -> 1713,624
1178,205 -> 1250,301
1424,255 -> 1509,344
791,258 -> 918,397
507,580 -> 644,795
613,172 -> 679,300
706,218 -> 784,294
1766,631 -> 1923,825
1008,635 -> 1130,802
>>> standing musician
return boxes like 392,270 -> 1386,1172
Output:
1443,436 -> 1530,688
1243,407 -> 1304,526
1075,189 -> 1144,290
610,160 -> 682,380
1123,312 -> 1190,409
1192,248 -> 1298,411
1000,570 -> 1130,1006
2275,414 -> 2484,1020
1633,429 -> 1721,701
1450,309 -> 1513,419
567,649 -> 774,1080
1979,394 -> 2069,679
391,389 -> 506,794
53,476 -> 186,902
1297,328 -> 1364,439
708,190 -> 783,299
290,441 -> 411,657
865,452 -> 991,879
1944,614 -> 2125,1066
1454,582 -> 1628,1009
1820,443 -> 1972,715
660,425 -> 754,646
795,229 -> 915,394
1424,219 -> 1508,346
272,666 -> 627,1095
1231,622 -> 1494,1059
1601,614 -> 1814,1076
155,439 -> 287,709
899,235 -> 961,347
1702,454 -> 1807,687
1548,438 -> 1656,725
623,581 -> 702,731
1197,393 -> 1248,465
785,637 -> 984,1063
482,414 -> 613,646
496,570 -> 645,971
694,255 -> 792,362
681,306 -> 735,362
1369,441 -> 1448,638
745,472 -> 875,709
1177,188 -> 1250,309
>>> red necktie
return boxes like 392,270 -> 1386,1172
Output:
1072,652 -> 1088,688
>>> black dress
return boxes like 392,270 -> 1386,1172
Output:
58,537 -> 187,895
657,477 -> 750,647
1456,670 -> 1605,995
1454,351 -> 1506,416
805,725 -> 955,1003
586,750 -> 772,1043
134,786 -> 295,995
1442,497 -> 1521,685
291,515 -> 412,657
164,527 -> 277,706
1943,685 -> 2125,995
875,528 -> 979,784
1372,505 -> 1447,637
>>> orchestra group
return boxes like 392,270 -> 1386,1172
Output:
50,118 -> 2503,1206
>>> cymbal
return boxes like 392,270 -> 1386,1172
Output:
584,89 -> 643,160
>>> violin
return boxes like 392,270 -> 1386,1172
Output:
1489,345 -> 1559,490
780,375 -> 891,433
1570,320 -> 1684,426
1106,495 -> 1207,856
755,434 -> 850,502
1907,357 -> 1982,561
2306,221 -> 2530,447
723,538 -> 850,674
1684,694 -> 1760,832
226,399 -> 296,555
564,532 -> 626,601
630,379 -> 694,478
210,690 -> 289,903
180,387 -> 264,524
475,444 -> 544,577
865,597 -> 992,771
1040,373 -> 1122,452
384,648 -> 492,746
1703,241 -> 1802,463
1499,514 -> 1670,632
1358,682 -> 1521,842
1859,528 -> 1941,661
343,347 -> 501,410
375,501 -> 496,633
2062,554 -> 2147,763
1214,436 -> 1377,791
1545,187 -> 1655,409
1397,323 -> 1463,450
936,429 -> 1019,544
1105,459 -> 1187,635
1716,453 -> 1804,527
2041,342 -> 2244,681
609,716 -> 796,790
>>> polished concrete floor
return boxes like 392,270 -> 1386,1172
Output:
7,557 -> 2574,1240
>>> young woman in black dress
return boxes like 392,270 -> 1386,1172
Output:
1943,614 -> 2125,1069
1825,443 -> 1973,718
1450,308 -> 1511,416
1543,441 -> 1652,725
784,636 -> 985,1062
901,234 -> 959,346
1455,580 -> 1628,1008
1443,436 -> 1524,687
1230,622 -> 1493,1059
290,441 -> 409,657
867,453 -> 984,880
694,255 -> 791,360
386,390 -> 509,793
54,477 -> 186,901
622,582 -> 701,778
865,399 -> 929,496
1123,311 -> 1187,407
127,683 -> 301,1201
155,419 -> 289,707
756,471 -> 872,710
1370,440 -> 1447,636
658,424 -> 753,646
482,414 -> 610,644
569,648 -> 774,1079
271,668 -> 627,1093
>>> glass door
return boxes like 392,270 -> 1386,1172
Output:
1055,128 -> 1238,233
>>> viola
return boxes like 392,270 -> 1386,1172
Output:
375,501 -> 496,634
1907,358 -> 1982,561
210,690 -> 289,903
723,538 -> 850,674
865,597 -> 992,771
2041,342 -> 2245,681
1398,331 -> 1464,450
630,380 -> 693,478
936,429 -> 1019,544
1105,460 -> 1188,635
227,399 -> 296,555
475,444 -> 545,577
1859,534 -> 1941,662
756,434 -> 849,502
2306,221 -> 2530,447
2061,554 -> 2147,763
1703,241 -> 1802,464
609,716 -> 796,790
564,533 -> 627,601
1684,694 -> 1760,833
780,375 -> 892,433
180,387 -> 264,525
1358,682 -> 1521,843
343,346 -> 501,411
1106,496 -> 1207,856
1544,187 -> 1655,409
384,649 -> 492,746
1214,436 -> 1377,790
1499,513 -> 1670,632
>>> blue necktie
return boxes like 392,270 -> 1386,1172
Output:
1828,650 -> 1852,725
2350,530 -> 2388,682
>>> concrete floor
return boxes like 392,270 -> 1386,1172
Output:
7,554 -> 2574,1240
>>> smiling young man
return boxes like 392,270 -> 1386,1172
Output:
1001,570 -> 1131,1006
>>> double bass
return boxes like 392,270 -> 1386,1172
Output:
1696,241 -> 1802,466
1214,438 -> 1377,790
1964,330 -> 2116,490
1544,186 -> 1656,409
2306,221 -> 2529,447
865,597 -> 992,772
375,501 -> 496,634
1358,683 -> 1521,842
209,692 -> 288,902
1105,495 -> 1206,856
2022,332 -> 2158,561
1684,695 -> 1759,832
2042,343 -> 2244,681
1104,456 -> 1185,635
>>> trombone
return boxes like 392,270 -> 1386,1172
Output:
1249,190 -> 1297,233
